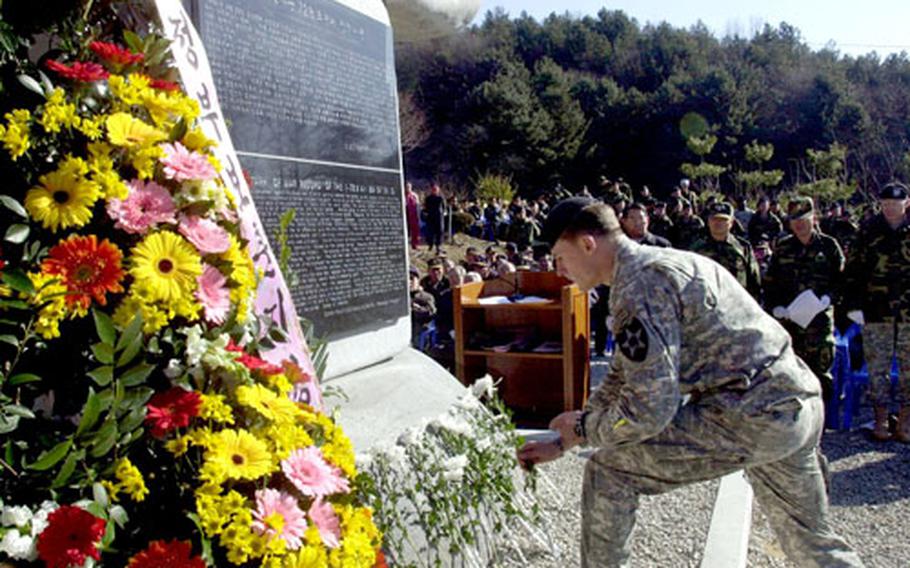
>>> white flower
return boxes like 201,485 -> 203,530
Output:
183,326 -> 206,367
163,358 -> 184,378
354,452 -> 374,470
397,426 -> 424,447
453,393 -> 482,411
432,412 -> 473,437
0,530 -> 36,561
1,506 -> 31,528
441,454 -> 469,482
470,375 -> 495,400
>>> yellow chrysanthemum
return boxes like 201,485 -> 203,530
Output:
182,127 -> 215,151
77,114 -> 106,140
114,458 -> 149,502
165,435 -> 190,456
39,89 -> 80,133
321,431 -> 357,480
24,159 -> 100,232
1,109 -> 31,159
263,372 -> 294,396
201,428 -> 273,483
130,231 -> 201,305
112,293 -> 170,334
222,234 -> 257,323
236,384 -> 302,424
262,423 -> 314,461
106,112 -> 166,147
108,74 -> 145,107
199,393 -> 235,424
27,271 -> 74,339
282,544 -> 328,568
132,144 -> 166,180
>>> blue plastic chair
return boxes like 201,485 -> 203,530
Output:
417,321 -> 438,352
830,324 -> 868,430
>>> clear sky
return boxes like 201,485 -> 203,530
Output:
471,0 -> 910,59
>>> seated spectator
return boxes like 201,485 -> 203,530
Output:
493,254 -> 517,277
409,267 -> 436,345
420,258 -> 450,304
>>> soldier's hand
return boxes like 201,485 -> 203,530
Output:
549,411 -> 584,449
517,439 -> 564,470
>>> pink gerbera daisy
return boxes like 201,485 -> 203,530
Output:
252,488 -> 308,550
178,215 -> 231,254
107,179 -> 176,234
308,498 -> 341,549
195,264 -> 231,324
281,447 -> 350,498
160,142 -> 217,182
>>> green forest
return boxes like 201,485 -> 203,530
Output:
396,9 -> 910,202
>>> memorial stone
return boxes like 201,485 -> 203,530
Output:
188,0 -> 410,377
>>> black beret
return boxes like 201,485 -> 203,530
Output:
879,183 -> 909,200
539,196 -> 596,247
706,201 -> 734,218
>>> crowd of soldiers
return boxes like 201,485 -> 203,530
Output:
410,176 -> 910,442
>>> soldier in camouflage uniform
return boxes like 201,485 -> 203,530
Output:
764,197 -> 845,408
691,202 -> 762,299
518,197 -> 863,568
670,198 -> 705,250
844,183 -> 910,442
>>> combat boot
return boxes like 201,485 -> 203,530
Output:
872,405 -> 891,441
895,406 -> 910,443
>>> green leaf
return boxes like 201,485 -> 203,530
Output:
0,414 -> 19,434
116,334 -> 143,367
4,223 -> 29,244
38,70 -> 53,96
17,74 -> 42,96
93,482 -> 109,508
92,309 -> 116,346
4,404 -> 34,419
28,438 -> 72,471
0,195 -> 27,218
87,365 -> 113,387
51,450 -> 80,489
118,407 -> 147,433
89,421 -> 118,458
1,269 -> 34,295
115,314 -> 143,352
0,334 -> 18,348
119,363 -> 155,387
91,343 -> 114,365
0,299 -> 29,310
8,373 -> 41,386
123,30 -> 143,53
109,505 -> 128,527
76,388 -> 109,437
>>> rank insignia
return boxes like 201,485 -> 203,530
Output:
616,317 -> 648,362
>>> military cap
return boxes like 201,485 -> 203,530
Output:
409,265 -> 420,277
427,257 -> 443,269
787,196 -> 815,220
879,183 -> 909,200
705,201 -> 734,218
539,196 -> 596,247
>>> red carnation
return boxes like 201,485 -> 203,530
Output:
145,387 -> 202,438
374,550 -> 389,568
0,259 -> 6,271
225,340 -> 283,375
37,505 -> 106,568
128,539 -> 205,568
89,41 -> 144,66
149,77 -> 181,92
45,60 -> 110,82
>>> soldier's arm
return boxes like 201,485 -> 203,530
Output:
582,276 -> 682,449
745,244 -> 762,300
828,238 -> 846,305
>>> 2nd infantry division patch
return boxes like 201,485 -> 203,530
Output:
616,317 -> 648,362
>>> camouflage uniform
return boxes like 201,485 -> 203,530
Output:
763,230 -> 845,405
691,233 -> 762,299
671,215 -> 705,250
579,240 -> 862,568
845,212 -> 910,405
748,211 -> 784,244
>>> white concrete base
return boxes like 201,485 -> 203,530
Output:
701,470 -> 754,568
323,347 -> 465,451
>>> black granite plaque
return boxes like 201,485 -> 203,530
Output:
191,0 -> 408,338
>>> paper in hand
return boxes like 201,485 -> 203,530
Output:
786,289 -> 828,329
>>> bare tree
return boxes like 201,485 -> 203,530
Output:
398,91 -> 431,155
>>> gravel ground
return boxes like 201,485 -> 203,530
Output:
508,356 -> 910,567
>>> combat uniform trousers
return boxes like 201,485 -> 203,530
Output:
785,314 -> 836,407
864,322 -> 910,405
580,396 -> 863,568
